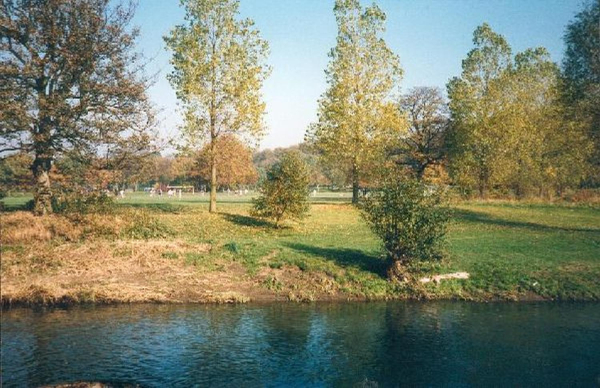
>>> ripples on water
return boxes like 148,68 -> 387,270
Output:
2,302 -> 600,387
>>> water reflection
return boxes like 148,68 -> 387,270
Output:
2,302 -> 599,387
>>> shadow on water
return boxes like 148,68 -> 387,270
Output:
284,242 -> 386,276
221,213 -> 275,228
452,208 -> 599,233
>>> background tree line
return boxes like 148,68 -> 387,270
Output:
308,0 -> 599,200
1,0 -> 598,213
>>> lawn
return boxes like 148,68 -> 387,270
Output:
1,193 -> 599,303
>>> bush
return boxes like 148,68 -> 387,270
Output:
251,151 -> 310,227
52,191 -> 115,215
122,209 -> 172,239
359,179 -> 448,282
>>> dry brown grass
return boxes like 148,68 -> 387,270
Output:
0,209 -> 171,246
1,211 -> 82,244
565,189 -> 600,204
0,237 -> 260,306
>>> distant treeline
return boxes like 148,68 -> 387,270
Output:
1,0 -> 598,211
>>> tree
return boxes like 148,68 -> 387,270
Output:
0,0 -> 155,215
0,152 -> 33,195
165,0 -> 269,213
253,143 -> 331,187
169,153 -> 197,187
360,177 -> 448,282
251,151 -> 310,228
502,49 -> 590,196
562,0 -> 600,184
307,0 -> 404,204
446,23 -> 513,197
194,134 -> 257,188
447,24 -> 589,197
396,87 -> 449,179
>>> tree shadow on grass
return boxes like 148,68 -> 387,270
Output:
221,213 -> 275,228
119,202 -> 185,213
284,242 -> 387,277
309,197 -> 353,204
0,204 -> 27,212
453,208 -> 599,233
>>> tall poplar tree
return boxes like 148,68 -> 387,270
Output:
1,0 -> 154,215
446,24 -> 512,197
562,0 -> 599,183
165,0 -> 269,213
307,0 -> 403,203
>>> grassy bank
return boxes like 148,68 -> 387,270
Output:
1,193 -> 599,305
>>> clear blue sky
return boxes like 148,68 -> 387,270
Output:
132,0 -> 586,152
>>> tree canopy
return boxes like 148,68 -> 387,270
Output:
447,23 -> 590,197
194,134 -> 258,188
0,0 -> 155,214
252,151 -> 310,227
307,0 -> 404,203
562,0 -> 599,183
165,0 -> 269,212
396,87 -> 449,180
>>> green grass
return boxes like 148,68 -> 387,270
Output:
3,193 -> 599,301
0,191 -> 353,210
446,203 -> 600,300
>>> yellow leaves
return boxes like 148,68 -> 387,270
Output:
165,0 -> 270,143
309,2 -> 404,186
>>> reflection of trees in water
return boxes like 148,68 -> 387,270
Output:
5,303 -> 600,386
259,303 -> 389,386
2,309 -> 39,386
448,303 -> 600,386
373,302 -> 471,386
260,304 -> 319,384
22,305 -> 193,386
324,302 -> 388,386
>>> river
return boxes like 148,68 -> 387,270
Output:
2,302 -> 599,387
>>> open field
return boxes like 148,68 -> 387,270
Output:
1,193 -> 599,304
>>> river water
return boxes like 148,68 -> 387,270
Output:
2,302 -> 599,387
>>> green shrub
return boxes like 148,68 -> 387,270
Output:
251,151 -> 310,227
360,179 -> 448,281
52,191 -> 115,215
224,241 -> 240,254
123,209 -> 172,239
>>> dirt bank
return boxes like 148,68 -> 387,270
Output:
1,237 -> 365,307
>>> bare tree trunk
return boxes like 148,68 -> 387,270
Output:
416,165 -> 426,180
209,136 -> 217,213
478,182 -> 486,199
32,156 -> 52,216
478,169 -> 488,199
352,163 -> 359,204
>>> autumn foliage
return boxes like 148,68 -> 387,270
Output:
194,135 -> 258,189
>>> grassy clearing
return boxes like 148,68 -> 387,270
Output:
1,194 -> 599,304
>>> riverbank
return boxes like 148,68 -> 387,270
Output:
2,196 -> 599,306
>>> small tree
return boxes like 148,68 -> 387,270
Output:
252,152 -> 310,227
360,178 -> 448,282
